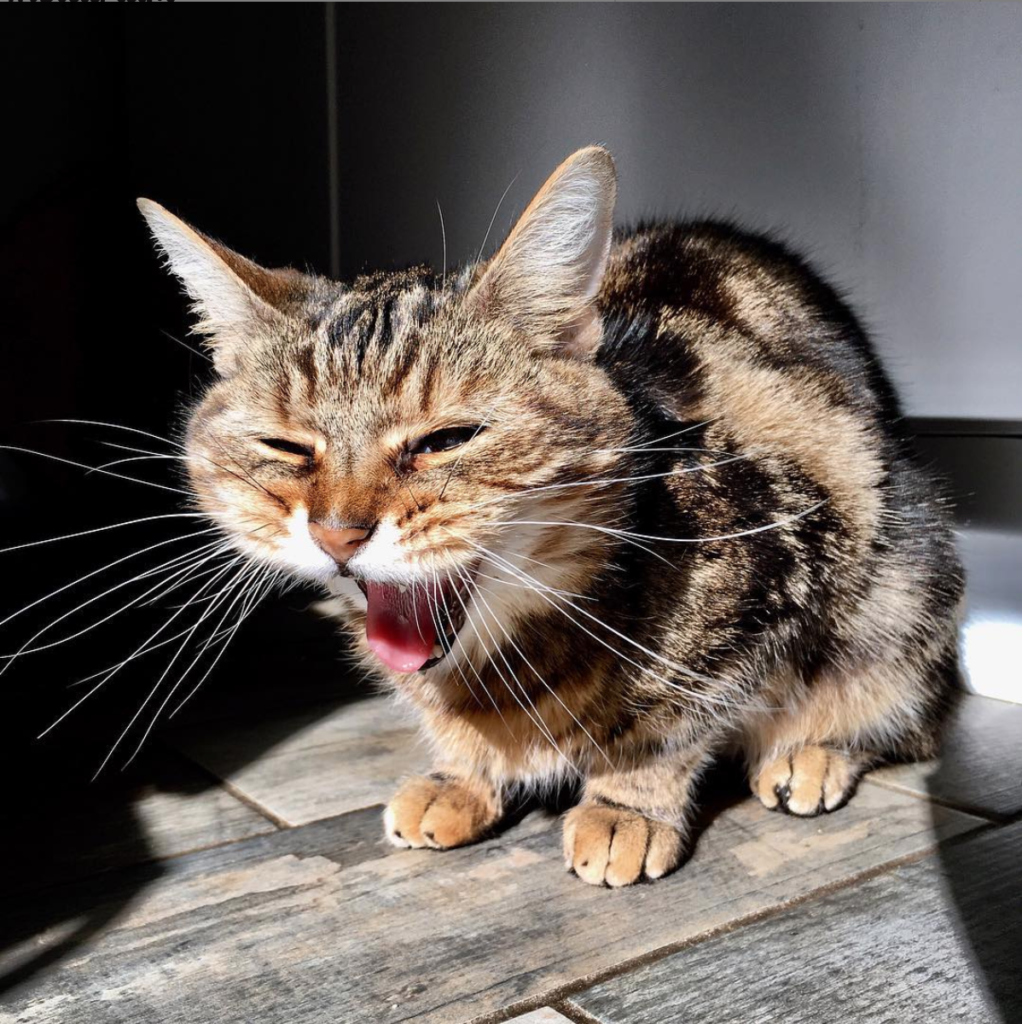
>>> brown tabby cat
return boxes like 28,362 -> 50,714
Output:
139,146 -> 963,886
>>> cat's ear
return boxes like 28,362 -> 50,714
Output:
137,199 -> 290,375
468,146 -> 617,358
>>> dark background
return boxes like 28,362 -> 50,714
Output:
0,7 -> 1019,1010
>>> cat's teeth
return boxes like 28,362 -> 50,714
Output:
431,644 -> 443,658
398,584 -> 408,594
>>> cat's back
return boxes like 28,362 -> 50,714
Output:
598,219 -> 903,453
596,219 -> 947,569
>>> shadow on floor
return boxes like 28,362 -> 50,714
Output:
0,592 -> 372,999
929,760 -> 1021,1019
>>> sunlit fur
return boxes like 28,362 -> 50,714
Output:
140,146 -> 963,886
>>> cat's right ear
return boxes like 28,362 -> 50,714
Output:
137,199 -> 288,375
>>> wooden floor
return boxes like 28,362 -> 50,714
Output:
1,667 -> 1019,1022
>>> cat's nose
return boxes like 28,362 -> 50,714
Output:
308,522 -> 372,566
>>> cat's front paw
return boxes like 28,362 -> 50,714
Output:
563,804 -> 684,887
384,774 -> 501,850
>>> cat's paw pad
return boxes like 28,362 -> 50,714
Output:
384,775 -> 499,850
562,804 -> 684,887
754,746 -> 858,816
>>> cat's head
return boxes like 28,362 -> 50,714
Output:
139,147 -> 634,675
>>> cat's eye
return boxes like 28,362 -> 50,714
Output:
408,426 -> 485,457
259,437 -> 316,460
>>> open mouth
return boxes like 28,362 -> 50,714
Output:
355,569 -> 476,674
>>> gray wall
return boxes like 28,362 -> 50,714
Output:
336,3 -> 1022,419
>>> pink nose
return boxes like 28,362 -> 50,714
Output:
308,523 -> 371,565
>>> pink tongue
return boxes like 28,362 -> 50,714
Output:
364,582 -> 437,673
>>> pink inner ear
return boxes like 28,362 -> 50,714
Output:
558,306 -> 605,360
461,149 -> 617,358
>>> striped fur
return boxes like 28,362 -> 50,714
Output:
140,147 -> 963,886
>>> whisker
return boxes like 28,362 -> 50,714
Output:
473,568 -> 594,602
464,455 -> 750,511
0,445 -> 187,495
436,199 -> 447,292
431,559 -> 512,730
89,454 -> 179,474
463,537 -> 742,705
169,566 -> 285,720
161,328 -> 213,363
43,418 -> 186,450
500,499 -> 828,546
0,527 -> 222,636
424,561 -> 484,711
0,512 -> 205,556
38,553 -> 242,743
121,560 -> 262,768
475,172 -> 519,265
88,556 -> 249,776
2,539 -> 230,665
450,565 -> 572,768
470,575 -> 608,769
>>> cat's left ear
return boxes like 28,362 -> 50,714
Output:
137,199 -> 295,375
467,146 -> 617,359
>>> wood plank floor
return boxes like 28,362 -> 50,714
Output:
1,689 -> 1018,1023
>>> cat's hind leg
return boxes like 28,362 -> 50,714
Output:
752,745 -> 868,816
744,640 -> 959,817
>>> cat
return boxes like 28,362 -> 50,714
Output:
138,146 -> 963,887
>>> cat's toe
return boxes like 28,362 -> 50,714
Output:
753,746 -> 859,816
563,804 -> 683,887
384,775 -> 499,850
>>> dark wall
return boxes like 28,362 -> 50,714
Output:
1,16 -> 330,530
0,15 -> 331,755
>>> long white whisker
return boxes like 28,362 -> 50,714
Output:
423,561 -> 483,711
38,552 -> 240,742
464,455 -> 750,511
500,499 -> 828,546
89,454 -> 180,473
433,561 -> 513,731
89,557 -> 248,776
0,513 -> 205,556
122,559 -> 261,767
0,445 -> 187,495
0,537 -> 227,663
473,568 -> 594,602
626,420 -> 714,450
451,565 -> 572,769
169,566 -> 284,719
161,328 -> 212,363
44,418 -> 186,451
471,575 -> 606,770
475,172 -> 519,264
436,199 -> 447,292
465,538 -> 740,702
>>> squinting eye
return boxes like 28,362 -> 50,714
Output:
259,437 -> 315,459
409,426 -> 485,456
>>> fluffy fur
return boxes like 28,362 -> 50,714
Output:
140,146 -> 963,886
